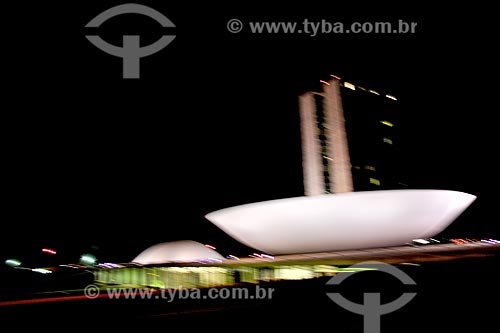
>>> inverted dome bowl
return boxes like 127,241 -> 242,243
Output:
205,190 -> 476,255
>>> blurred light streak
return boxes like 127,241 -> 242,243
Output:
42,248 -> 57,255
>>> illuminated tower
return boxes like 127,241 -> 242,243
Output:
300,79 -> 353,195
299,76 -> 399,195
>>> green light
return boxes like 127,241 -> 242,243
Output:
80,254 -> 97,265
383,137 -> 393,144
380,120 -> 394,127
370,178 -> 381,186
5,259 -> 22,267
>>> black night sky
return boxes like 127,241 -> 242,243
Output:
2,2 -> 498,265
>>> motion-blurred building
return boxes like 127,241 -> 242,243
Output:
299,76 -> 401,195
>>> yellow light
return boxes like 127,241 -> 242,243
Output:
383,137 -> 393,144
365,165 -> 376,171
369,90 -> 380,95
147,273 -> 160,277
322,155 -> 334,161
344,82 -> 356,90
370,178 -> 381,186
385,94 -> 397,101
380,120 -> 394,127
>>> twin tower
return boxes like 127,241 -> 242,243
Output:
299,76 -> 400,195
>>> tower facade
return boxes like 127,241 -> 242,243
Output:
299,76 -> 400,195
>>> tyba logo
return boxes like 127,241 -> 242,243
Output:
85,3 -> 176,79
326,261 -> 417,333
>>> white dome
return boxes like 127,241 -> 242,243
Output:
132,240 -> 225,264
205,189 -> 476,255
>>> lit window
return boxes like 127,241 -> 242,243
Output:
344,82 -> 356,90
365,165 -> 376,171
383,137 -> 393,144
380,120 -> 394,127
385,94 -> 397,101
369,90 -> 380,95
370,178 -> 381,186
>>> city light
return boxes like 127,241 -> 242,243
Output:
380,120 -> 394,127
96,263 -> 124,268
330,74 -> 341,80
413,238 -> 431,244
204,244 -> 216,250
385,94 -> 397,101
481,239 -> 499,245
42,248 -> 57,255
344,82 -> 356,90
5,259 -> 22,267
80,254 -> 97,265
260,253 -> 275,259
32,268 -> 52,274
320,80 -> 330,85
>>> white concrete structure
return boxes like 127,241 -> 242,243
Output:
132,240 -> 225,264
205,190 -> 476,255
